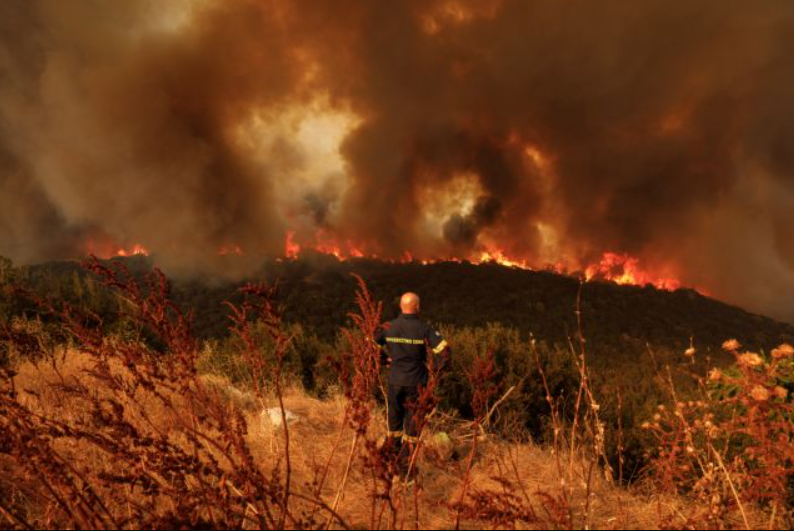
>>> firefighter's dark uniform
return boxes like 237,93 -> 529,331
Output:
374,313 -> 449,470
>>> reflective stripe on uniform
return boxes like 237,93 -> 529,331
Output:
386,338 -> 425,345
432,340 -> 448,354
402,434 -> 420,444
387,430 -> 404,438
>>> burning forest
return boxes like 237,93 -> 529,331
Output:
0,0 -> 793,320
4,3 -> 794,529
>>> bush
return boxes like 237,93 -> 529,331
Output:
197,323 -> 340,395
436,324 -> 579,439
646,340 -> 794,527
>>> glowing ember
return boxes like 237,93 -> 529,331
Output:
477,249 -> 532,270
116,245 -> 149,258
219,245 -> 244,257
82,236 -> 151,259
315,241 -> 344,260
285,232 -> 301,259
286,230 -> 368,261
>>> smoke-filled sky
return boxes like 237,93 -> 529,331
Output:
1,0 -> 793,321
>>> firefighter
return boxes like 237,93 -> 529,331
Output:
374,292 -> 450,481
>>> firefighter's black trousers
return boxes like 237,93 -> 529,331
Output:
386,384 -> 421,476
387,384 -> 421,442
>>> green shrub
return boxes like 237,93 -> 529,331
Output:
193,316 -> 693,481
197,322 -> 340,395
437,324 -> 579,440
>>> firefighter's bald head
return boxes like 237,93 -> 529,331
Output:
400,292 -> 421,314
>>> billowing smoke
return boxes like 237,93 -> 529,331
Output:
1,0 -> 793,321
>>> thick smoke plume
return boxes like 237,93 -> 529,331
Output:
1,0 -> 793,320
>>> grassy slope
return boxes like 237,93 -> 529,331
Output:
9,351 -> 742,530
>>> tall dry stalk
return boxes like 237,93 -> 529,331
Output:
324,275 -> 384,529
452,351 -> 499,530
0,258 -> 344,530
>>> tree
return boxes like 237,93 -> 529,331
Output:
0,256 -> 14,284
0,256 -> 17,324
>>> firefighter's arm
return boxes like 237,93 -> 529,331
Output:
372,328 -> 391,366
427,328 -> 450,374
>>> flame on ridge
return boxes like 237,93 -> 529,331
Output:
282,233 -> 685,291
84,235 -> 687,292
584,252 -> 681,291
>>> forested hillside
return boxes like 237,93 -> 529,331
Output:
5,253 -> 791,354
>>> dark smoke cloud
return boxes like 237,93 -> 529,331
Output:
443,195 -> 502,249
1,0 -> 793,321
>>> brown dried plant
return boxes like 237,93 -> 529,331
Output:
646,340 -> 794,530
0,258 -> 344,530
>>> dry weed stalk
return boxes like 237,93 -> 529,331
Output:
0,258 -> 345,530
226,281 -> 296,529
451,351 -> 500,530
557,282 -> 614,529
321,274 -> 390,529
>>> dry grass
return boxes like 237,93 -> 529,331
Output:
2,349 -> 696,530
